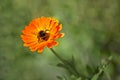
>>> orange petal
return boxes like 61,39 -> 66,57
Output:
56,33 -> 64,38
49,20 -> 58,30
21,36 -> 37,43
29,43 -> 39,52
23,41 -> 37,47
22,30 -> 37,36
51,24 -> 62,34
47,41 -> 58,48
38,46 -> 44,53
53,41 -> 59,46
47,43 -> 53,48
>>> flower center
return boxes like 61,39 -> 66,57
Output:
37,30 -> 50,42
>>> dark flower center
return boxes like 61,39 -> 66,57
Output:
37,30 -> 50,41
39,31 -> 46,37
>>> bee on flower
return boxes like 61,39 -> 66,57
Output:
21,16 -> 64,53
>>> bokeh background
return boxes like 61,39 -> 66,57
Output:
0,0 -> 120,80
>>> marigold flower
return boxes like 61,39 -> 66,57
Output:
21,16 -> 64,53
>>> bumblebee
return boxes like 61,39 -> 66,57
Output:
37,29 -> 50,42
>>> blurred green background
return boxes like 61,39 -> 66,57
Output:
0,0 -> 120,80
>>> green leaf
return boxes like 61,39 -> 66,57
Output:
91,68 -> 103,80
91,56 -> 113,80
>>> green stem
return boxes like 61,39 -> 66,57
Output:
50,48 -> 67,64
50,48 -> 82,77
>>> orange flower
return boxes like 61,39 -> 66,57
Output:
21,16 -> 64,53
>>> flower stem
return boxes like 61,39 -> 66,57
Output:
50,48 -> 67,64
50,48 -> 89,79
50,48 -> 80,77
